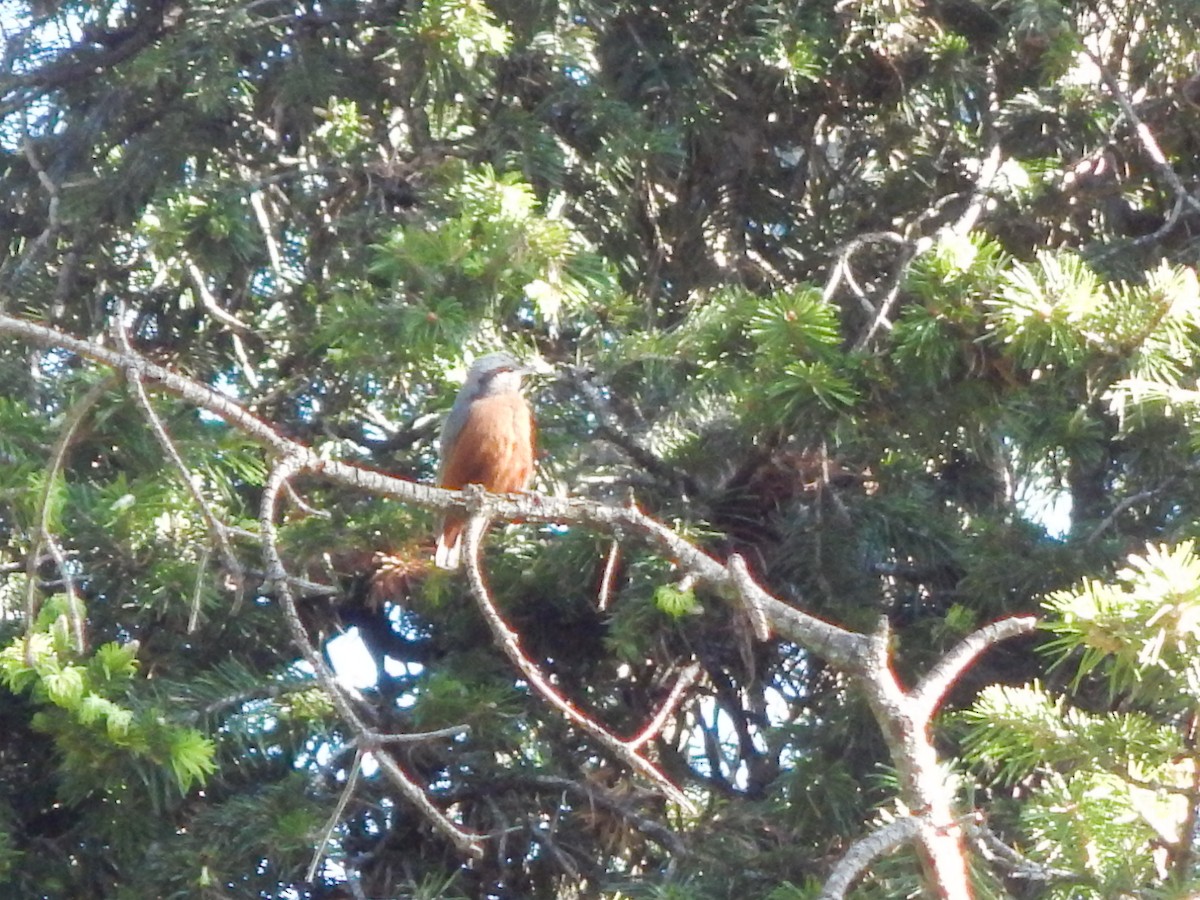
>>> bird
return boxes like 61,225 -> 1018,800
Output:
434,351 -> 536,569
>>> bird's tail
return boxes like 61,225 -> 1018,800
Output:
434,517 -> 463,570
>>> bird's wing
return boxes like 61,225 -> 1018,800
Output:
437,387 -> 476,483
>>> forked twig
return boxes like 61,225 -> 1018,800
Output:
260,454 -> 483,859
461,514 -> 696,812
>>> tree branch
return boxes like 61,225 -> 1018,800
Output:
910,616 -> 1039,723
461,511 -> 695,811
818,816 -> 922,900
24,376 -> 117,659
259,453 -> 483,859
6,134 -> 62,286
566,365 -> 699,494
626,662 -> 703,751
1089,53 -> 1200,220
1,312 -> 1041,892
124,369 -> 247,596
306,747 -> 363,883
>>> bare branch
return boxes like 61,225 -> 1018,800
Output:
259,453 -> 484,859
306,748 -> 363,883
625,662 -> 702,751
1089,53 -> 1200,220
910,616 -> 1039,723
2,313 -> 293,452
0,311 -> 882,671
822,231 -> 906,308
124,369 -> 246,598
818,816 -> 922,900
285,481 -> 332,519
188,545 -> 211,633
247,185 -> 286,278
24,377 -> 116,658
6,133 -> 62,286
193,677 -> 330,720
841,135 -> 1006,351
566,365 -> 699,493
967,820 -> 1075,883
1082,467 -> 1199,544
725,552 -> 864,667
110,301 -> 247,610
184,257 -> 260,388
727,554 -> 772,641
498,774 -> 688,857
359,724 -> 470,745
949,140 -> 1004,239
597,538 -> 620,611
529,825 -> 581,880
185,258 -> 253,335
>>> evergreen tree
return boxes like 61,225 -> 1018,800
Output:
1,0 -> 1200,897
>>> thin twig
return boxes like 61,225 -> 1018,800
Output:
1084,476 -> 1185,545
837,127 -> 1006,352
24,377 -> 115,660
111,302 -> 247,604
512,774 -> 688,857
285,481 -> 332,519
357,724 -> 471,745
188,545 -> 211,633
967,820 -> 1074,883
529,825 -> 580,879
196,677 -> 327,719
184,257 -> 260,388
823,231 -> 905,307
1092,190 -> 1187,262
7,133 -> 62,285
125,371 -> 246,597
625,662 -> 702,751
185,258 -> 253,334
306,748 -> 363,883
567,366 -> 698,494
259,453 -> 483,858
248,186 -> 285,278
597,539 -> 620,612
1089,52 -> 1200,220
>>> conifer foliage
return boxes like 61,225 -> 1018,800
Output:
2,0 -> 1200,897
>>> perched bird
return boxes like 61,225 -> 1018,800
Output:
435,352 -> 536,569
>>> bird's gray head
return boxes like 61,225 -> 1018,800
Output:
462,351 -> 531,398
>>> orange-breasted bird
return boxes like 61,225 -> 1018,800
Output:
434,352 -> 536,569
